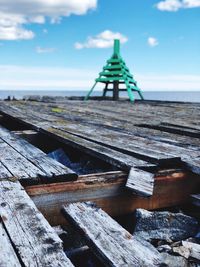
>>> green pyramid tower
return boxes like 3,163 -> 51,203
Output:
85,39 -> 144,102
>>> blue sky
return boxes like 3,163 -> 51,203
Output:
0,0 -> 199,91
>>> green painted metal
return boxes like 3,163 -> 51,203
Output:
113,39 -> 120,56
85,39 -> 144,102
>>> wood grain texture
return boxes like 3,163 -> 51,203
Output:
126,167 -> 155,197
0,126 -> 77,184
0,100 -> 200,177
0,100 -> 200,182
47,128 -> 155,171
0,180 -> 74,267
63,202 -> 163,267
26,171 -> 200,226
0,222 -> 21,267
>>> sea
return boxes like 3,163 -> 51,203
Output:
0,90 -> 200,103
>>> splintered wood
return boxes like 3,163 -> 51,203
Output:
0,222 -> 21,267
0,180 -> 74,267
0,125 -> 77,185
63,202 -> 163,267
126,167 -> 155,197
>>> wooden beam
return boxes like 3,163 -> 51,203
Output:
126,167 -> 155,197
46,128 -> 155,171
62,202 -> 163,267
52,126 -> 181,165
0,180 -> 74,267
0,222 -> 21,267
0,126 -> 77,184
25,170 -> 200,226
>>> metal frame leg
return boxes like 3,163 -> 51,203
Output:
84,82 -> 97,101
138,90 -> 144,100
103,83 -> 108,98
125,81 -> 135,102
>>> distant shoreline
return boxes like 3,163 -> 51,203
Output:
0,90 -> 200,103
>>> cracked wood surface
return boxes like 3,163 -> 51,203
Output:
0,180 -> 74,267
0,100 -> 200,195
63,202 -> 163,267
0,125 -> 77,184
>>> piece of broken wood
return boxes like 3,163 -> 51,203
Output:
62,201 -> 163,267
0,221 -> 21,267
0,180 -> 74,267
126,167 -> 155,197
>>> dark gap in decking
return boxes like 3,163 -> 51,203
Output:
26,131 -> 117,174
61,129 -> 184,169
136,123 -> 200,138
1,219 -> 26,267
58,224 -> 105,267
0,113 -> 33,131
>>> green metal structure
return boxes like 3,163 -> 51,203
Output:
85,39 -> 144,102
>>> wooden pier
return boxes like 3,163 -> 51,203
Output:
0,98 -> 200,266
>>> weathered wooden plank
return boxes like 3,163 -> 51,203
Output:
0,180 -> 74,267
51,104 -> 200,151
0,161 -> 13,180
0,222 -> 21,267
0,141 -> 45,181
1,100 -> 200,131
47,111 -> 200,150
1,100 -> 200,142
55,119 -> 199,158
126,167 -> 155,197
0,126 -> 77,183
47,128 -> 156,171
51,100 -> 200,129
62,202 -> 163,267
50,121 -> 200,175
49,104 -> 200,151
53,124 -> 182,165
141,123 -> 200,138
1,100 -> 200,176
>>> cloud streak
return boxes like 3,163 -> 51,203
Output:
36,46 -> 56,54
75,30 -> 128,49
156,0 -> 200,11
0,65 -> 199,91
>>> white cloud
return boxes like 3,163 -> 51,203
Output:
156,0 -> 200,11
36,46 -> 56,54
0,0 -> 97,40
0,65 -> 199,91
0,13 -> 35,40
184,0 -> 200,7
147,37 -> 159,47
0,26 -> 34,40
75,30 -> 128,49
